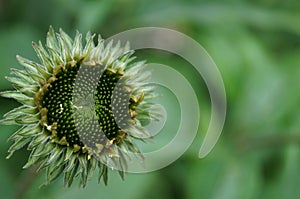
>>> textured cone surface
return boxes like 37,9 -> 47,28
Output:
42,62 -> 131,150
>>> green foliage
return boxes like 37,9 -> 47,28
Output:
1,0 -> 300,198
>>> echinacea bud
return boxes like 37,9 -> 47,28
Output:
0,27 -> 159,187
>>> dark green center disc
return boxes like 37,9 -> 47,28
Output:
42,62 -> 131,149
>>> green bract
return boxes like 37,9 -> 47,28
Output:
0,27 -> 159,187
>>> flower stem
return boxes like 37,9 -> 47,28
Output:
13,165 -> 39,199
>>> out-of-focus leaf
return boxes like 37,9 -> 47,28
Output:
135,3 -> 300,35
0,99 -> 22,198
0,25 -> 38,90
76,0 -> 114,33
261,146 -> 300,199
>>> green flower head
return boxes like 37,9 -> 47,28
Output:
1,27 -> 159,187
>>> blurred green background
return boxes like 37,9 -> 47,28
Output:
1,0 -> 300,199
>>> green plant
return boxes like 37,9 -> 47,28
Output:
0,27 -> 158,188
